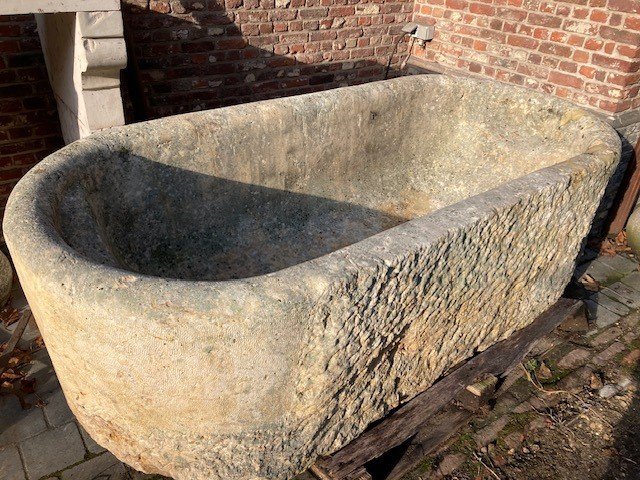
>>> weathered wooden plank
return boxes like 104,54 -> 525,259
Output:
310,464 -> 334,480
346,467 -> 372,480
312,298 -> 580,479
386,406 -> 471,480
456,374 -> 498,412
608,135 -> 640,234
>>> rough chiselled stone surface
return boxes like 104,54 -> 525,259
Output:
3,76 -> 621,480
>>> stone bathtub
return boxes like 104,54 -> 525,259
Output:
4,75 -> 620,479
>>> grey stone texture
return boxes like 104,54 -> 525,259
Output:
585,300 -> 621,329
575,259 -> 618,284
601,282 -> 640,309
79,426 -> 107,455
3,75 -> 621,479
60,453 -> 126,480
0,251 -> 12,307
596,254 -> 638,275
0,446 -> 26,480
26,349 -> 60,395
588,292 -> 630,316
590,107 -> 640,238
592,326 -> 624,348
622,271 -> 640,291
20,422 -> 86,479
43,388 -> 76,427
0,396 -> 47,445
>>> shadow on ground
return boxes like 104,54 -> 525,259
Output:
603,363 -> 640,480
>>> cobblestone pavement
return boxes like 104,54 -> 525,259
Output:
2,249 -> 640,479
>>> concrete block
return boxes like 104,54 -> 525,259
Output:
20,423 -> 86,480
622,271 -> 640,291
589,292 -> 630,316
585,300 -> 621,328
0,397 -> 47,447
78,11 -> 124,38
0,446 -> 25,480
60,452 -> 125,480
596,255 -> 638,276
43,388 -> 75,427
601,282 -> 640,309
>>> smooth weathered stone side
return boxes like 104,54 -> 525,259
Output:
3,76 -> 621,480
626,206 -> 640,255
0,251 -> 12,307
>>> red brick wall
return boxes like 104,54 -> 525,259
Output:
122,0 -> 414,118
410,0 -> 640,114
0,15 -> 63,225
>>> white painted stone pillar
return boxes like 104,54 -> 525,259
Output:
0,1 -> 127,144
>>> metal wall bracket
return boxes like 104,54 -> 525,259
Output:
402,22 -> 435,47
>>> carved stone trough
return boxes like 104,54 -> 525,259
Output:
4,75 -> 620,480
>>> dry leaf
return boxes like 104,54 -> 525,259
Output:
20,378 -> 36,395
0,308 -> 20,327
1,371 -> 22,380
579,273 -> 600,292
599,230 -> 631,256
599,239 -> 617,256
1,344 -> 36,405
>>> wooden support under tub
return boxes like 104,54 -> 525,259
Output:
308,297 -> 583,480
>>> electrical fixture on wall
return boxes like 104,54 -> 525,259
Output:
402,22 -> 435,47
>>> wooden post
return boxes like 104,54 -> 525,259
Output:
608,136 -> 640,235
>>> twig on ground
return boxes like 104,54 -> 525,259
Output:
520,363 -> 613,429
472,452 -> 502,480
0,309 -> 31,367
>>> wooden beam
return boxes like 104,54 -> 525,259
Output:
608,136 -> 640,235
386,407 -> 471,480
311,298 -> 580,479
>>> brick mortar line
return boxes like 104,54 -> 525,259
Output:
420,29 -> 640,68
417,45 -> 640,104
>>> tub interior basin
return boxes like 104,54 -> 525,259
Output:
56,77 -> 597,281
